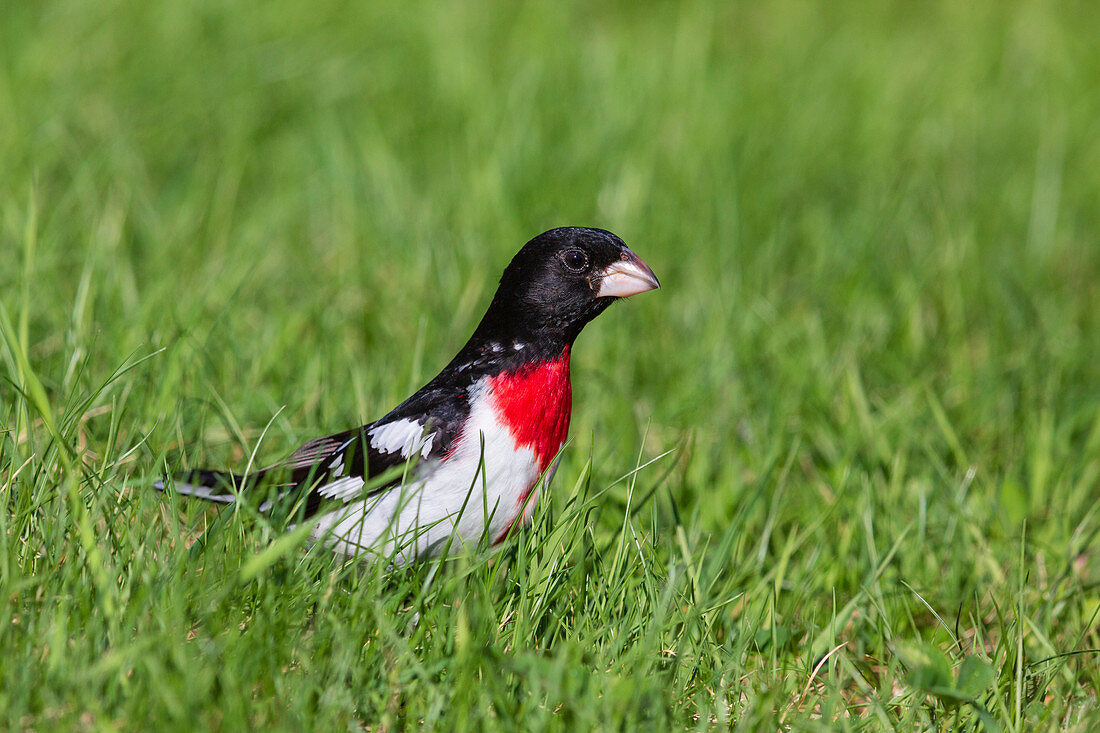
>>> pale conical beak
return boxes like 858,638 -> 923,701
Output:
594,249 -> 661,298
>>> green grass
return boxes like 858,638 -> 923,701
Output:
3,0 -> 1100,729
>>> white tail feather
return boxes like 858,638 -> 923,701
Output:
155,479 -> 237,504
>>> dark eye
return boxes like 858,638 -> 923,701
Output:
561,249 -> 588,272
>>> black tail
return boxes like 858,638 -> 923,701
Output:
154,468 -> 262,504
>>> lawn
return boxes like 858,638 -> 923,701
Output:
2,0 -> 1100,729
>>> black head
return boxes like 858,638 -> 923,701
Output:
469,227 -> 660,351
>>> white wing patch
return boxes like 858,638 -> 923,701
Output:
316,475 -> 367,502
327,436 -> 358,477
329,454 -> 346,477
368,418 -> 435,459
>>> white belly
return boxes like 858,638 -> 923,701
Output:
311,393 -> 546,565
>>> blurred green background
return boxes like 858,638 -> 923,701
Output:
2,0 -> 1100,729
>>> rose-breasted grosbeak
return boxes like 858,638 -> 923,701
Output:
157,227 -> 659,565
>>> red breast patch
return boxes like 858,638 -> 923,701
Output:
488,347 -> 572,472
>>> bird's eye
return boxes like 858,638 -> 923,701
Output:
561,249 -> 588,272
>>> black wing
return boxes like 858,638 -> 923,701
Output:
282,421 -> 439,517
285,378 -> 477,515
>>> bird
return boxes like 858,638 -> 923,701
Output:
157,227 -> 660,566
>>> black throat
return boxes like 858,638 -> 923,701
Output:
457,290 -> 611,368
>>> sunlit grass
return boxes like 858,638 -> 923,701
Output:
2,0 -> 1100,729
